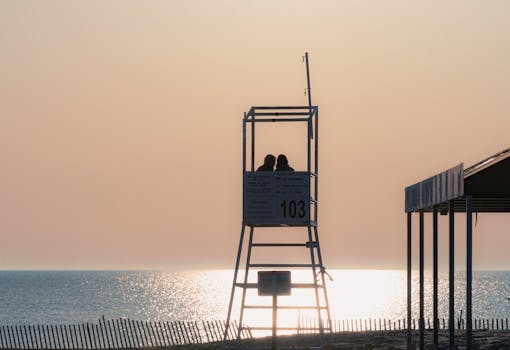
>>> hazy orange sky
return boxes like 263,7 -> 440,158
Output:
1,1 -> 509,270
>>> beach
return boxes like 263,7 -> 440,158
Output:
179,330 -> 510,349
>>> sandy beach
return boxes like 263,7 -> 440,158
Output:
174,330 -> 510,350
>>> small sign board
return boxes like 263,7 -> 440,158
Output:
258,271 -> 291,296
244,172 -> 310,225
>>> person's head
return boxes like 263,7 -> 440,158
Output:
264,154 -> 276,167
277,154 -> 288,166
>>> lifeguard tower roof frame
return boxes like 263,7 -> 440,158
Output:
224,54 -> 332,347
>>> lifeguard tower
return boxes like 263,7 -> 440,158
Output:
224,54 -> 332,346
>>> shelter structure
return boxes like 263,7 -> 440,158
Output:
404,147 -> 510,350
224,54 -> 332,347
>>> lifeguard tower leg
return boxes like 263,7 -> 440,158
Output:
224,224 -> 246,341
314,226 -> 333,333
237,226 -> 254,339
307,225 -> 325,345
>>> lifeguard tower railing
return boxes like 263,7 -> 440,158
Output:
225,104 -> 332,346
242,106 -> 319,227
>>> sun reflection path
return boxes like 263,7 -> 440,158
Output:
120,270 -> 405,330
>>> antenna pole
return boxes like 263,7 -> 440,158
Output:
305,52 -> 313,109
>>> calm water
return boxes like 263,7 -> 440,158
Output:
1,270 -> 510,325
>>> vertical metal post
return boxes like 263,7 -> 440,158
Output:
272,294 -> 277,350
251,114 -> 255,171
466,195 -> 473,349
313,226 -> 332,331
237,227 -> 254,339
242,114 -> 246,225
433,205 -> 439,347
419,211 -> 425,350
449,200 -> 455,349
307,225 -> 324,345
224,225 -> 246,341
305,52 -> 313,111
314,108 -> 318,223
407,212 -> 412,349
243,113 -> 246,173
307,113 -> 311,175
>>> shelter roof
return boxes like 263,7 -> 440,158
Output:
405,147 -> 510,213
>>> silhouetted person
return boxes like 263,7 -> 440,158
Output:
275,154 -> 294,171
257,154 -> 276,171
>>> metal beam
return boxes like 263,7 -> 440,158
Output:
237,227 -> 254,339
449,200 -> 455,349
419,211 -> 425,350
248,263 -> 321,268
433,206 -> 439,347
252,106 -> 313,110
466,195 -> 473,349
224,225 -> 246,341
246,117 -> 310,121
251,112 -> 311,117
407,212 -> 412,349
235,283 -> 323,289
251,243 -> 307,247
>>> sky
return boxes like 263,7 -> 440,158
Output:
1,1 -> 509,270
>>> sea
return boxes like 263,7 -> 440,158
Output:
1,270 -> 509,326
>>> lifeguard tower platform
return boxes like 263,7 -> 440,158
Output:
224,54 -> 332,346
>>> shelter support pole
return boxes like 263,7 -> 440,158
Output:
419,211 -> 425,350
407,212 -> 412,349
449,200 -> 455,349
466,195 -> 473,349
433,206 -> 439,348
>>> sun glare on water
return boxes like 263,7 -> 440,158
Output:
203,269 -> 406,334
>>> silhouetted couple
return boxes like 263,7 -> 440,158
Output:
257,154 -> 294,172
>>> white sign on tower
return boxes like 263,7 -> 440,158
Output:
243,172 -> 310,226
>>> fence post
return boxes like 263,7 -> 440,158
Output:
113,319 -> 122,348
98,322 -> 105,349
102,320 -> 111,349
79,324 -> 87,349
169,321 -> 180,344
122,319 -> 131,348
156,321 -> 166,347
15,325 -> 21,349
71,324 -> 78,349
135,320 -> 145,347
112,319 -> 122,348
57,325 -> 64,349
7,326 -> 12,349
143,321 -> 152,347
159,321 -> 172,346
23,325 -> 30,349
54,325 -> 62,349
127,319 -> 137,348
151,321 -> 161,346
166,321 -> 177,345
208,321 -> 218,342
1,325 -> 7,349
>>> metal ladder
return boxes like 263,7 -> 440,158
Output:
225,223 -> 333,342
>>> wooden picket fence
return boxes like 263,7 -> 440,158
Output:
300,317 -> 510,333
0,319 -> 249,349
1,317 -> 509,349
